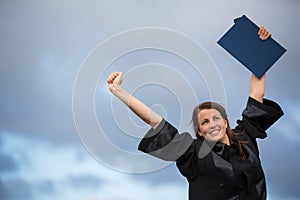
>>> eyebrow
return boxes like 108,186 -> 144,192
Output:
200,114 -> 221,123
200,119 -> 208,123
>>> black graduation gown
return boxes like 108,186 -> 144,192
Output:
138,97 -> 284,200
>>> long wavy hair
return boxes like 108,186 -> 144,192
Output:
192,102 -> 247,160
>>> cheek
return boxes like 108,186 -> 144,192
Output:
198,125 -> 208,135
216,119 -> 227,128
202,126 -> 208,132
218,121 -> 228,135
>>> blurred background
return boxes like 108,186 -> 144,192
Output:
1,1 -> 299,200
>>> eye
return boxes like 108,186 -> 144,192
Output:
213,116 -> 220,121
201,120 -> 208,125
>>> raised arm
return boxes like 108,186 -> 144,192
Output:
249,73 -> 266,103
107,72 -> 163,129
249,26 -> 271,103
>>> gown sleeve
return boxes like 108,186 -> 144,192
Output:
138,118 -> 193,161
138,119 -> 205,179
236,96 -> 284,140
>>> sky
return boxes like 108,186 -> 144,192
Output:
1,0 -> 300,200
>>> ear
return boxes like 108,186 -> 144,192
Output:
224,119 -> 228,129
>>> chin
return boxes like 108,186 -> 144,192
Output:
205,137 -> 219,142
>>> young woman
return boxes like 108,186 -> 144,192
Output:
107,26 -> 283,200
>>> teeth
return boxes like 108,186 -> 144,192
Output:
210,129 -> 219,135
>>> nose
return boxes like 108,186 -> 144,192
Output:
209,121 -> 217,129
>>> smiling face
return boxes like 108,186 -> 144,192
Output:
197,108 -> 229,145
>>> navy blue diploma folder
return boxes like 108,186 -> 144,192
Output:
217,15 -> 286,78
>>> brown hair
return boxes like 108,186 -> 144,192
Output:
192,102 -> 247,160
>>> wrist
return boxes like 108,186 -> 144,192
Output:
112,85 -> 124,96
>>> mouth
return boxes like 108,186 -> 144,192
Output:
209,129 -> 220,136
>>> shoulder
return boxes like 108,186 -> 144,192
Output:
237,97 -> 283,139
243,97 -> 284,128
138,119 -> 195,161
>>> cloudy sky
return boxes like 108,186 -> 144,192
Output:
1,1 -> 300,200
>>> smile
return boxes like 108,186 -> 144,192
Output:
209,129 -> 220,136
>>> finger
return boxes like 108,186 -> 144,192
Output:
259,28 -> 266,40
107,75 -> 112,82
107,77 -> 113,84
109,72 -> 117,81
262,32 -> 270,40
258,26 -> 264,36
107,75 -> 113,83
113,72 -> 120,79
110,72 -> 115,77
262,30 -> 271,40
262,28 -> 267,38
259,27 -> 269,40
262,29 -> 268,38
260,29 -> 266,40
107,78 -> 112,84
107,72 -> 116,82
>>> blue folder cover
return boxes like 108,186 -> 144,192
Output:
217,15 -> 286,78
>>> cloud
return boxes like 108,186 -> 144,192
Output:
67,174 -> 103,189
260,134 -> 300,199
131,164 -> 186,186
273,101 -> 300,142
0,1 -> 300,200
257,105 -> 300,199
35,180 -> 56,196
0,152 -> 18,173
0,132 -> 186,200
0,178 -> 32,200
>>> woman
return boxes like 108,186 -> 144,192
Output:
107,26 -> 284,200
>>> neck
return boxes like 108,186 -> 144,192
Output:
219,134 -> 230,146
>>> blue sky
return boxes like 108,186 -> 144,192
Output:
1,1 -> 300,200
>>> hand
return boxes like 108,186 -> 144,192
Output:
258,26 -> 271,40
107,72 -> 123,94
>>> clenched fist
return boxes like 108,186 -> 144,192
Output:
107,72 -> 123,94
